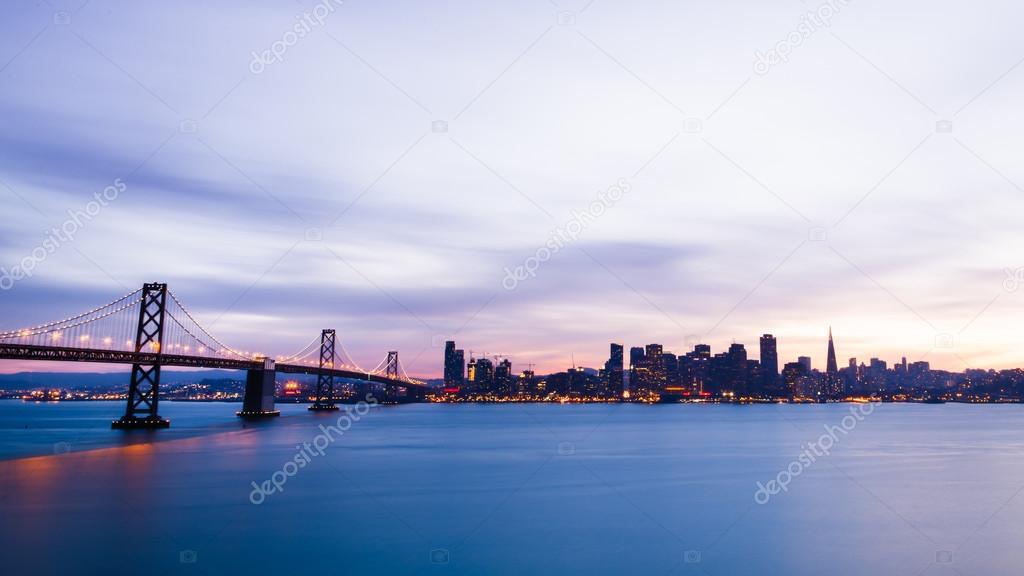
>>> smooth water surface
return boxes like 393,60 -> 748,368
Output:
2,400 -> 1024,575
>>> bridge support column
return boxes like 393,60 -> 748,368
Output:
238,358 -> 280,418
113,283 -> 171,429
309,329 -> 339,411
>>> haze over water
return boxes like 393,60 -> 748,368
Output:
3,400 -> 1023,575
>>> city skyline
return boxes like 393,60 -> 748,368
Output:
3,1 -> 1024,376
437,328 -> 1024,403
0,319 -> 1012,378
440,327 -> 935,376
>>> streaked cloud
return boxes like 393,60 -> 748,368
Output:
1,0 -> 1023,375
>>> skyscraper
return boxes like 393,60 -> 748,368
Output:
639,344 -> 666,394
470,357 -> 495,393
495,358 -> 513,395
685,344 -> 711,394
605,343 -> 624,398
826,328 -> 838,374
826,327 -> 840,399
518,368 -> 536,396
628,346 -> 645,397
726,343 -> 748,395
782,361 -> 807,398
760,334 -> 779,392
798,356 -> 812,372
443,341 -> 464,390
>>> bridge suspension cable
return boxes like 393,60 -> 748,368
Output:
335,338 -> 365,372
367,356 -> 388,375
275,333 -> 322,364
398,359 -> 420,385
0,288 -> 143,340
164,291 -> 250,360
0,289 -> 144,350
363,352 -> 422,385
0,283 -> 423,385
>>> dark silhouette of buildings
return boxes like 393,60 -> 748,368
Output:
826,328 -> 841,400
782,361 -> 808,398
495,358 -> 513,395
604,343 -> 624,399
727,343 -> 749,395
798,356 -> 812,373
467,356 -> 494,393
435,329 -> 1024,403
517,368 -> 536,396
760,334 -> 779,392
443,341 -> 465,391
630,344 -> 667,398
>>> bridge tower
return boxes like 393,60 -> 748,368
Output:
385,351 -> 399,380
309,329 -> 339,411
113,283 -> 171,429
381,351 -> 404,403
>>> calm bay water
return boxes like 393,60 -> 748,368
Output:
2,400 -> 1024,575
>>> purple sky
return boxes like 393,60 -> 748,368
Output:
2,0 -> 1024,376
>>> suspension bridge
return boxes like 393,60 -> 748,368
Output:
0,283 -> 426,428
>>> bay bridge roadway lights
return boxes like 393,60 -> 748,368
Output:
105,282 -> 414,428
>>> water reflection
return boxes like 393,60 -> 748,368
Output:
1,402 -> 1023,575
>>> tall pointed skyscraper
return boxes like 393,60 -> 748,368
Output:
826,328 -> 838,374
826,327 -> 840,399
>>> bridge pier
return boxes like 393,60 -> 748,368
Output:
238,358 -> 280,418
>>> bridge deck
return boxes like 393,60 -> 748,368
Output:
0,343 -> 424,388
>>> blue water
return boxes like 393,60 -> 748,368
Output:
2,400 -> 1024,575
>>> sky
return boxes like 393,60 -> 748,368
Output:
1,0 -> 1024,377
